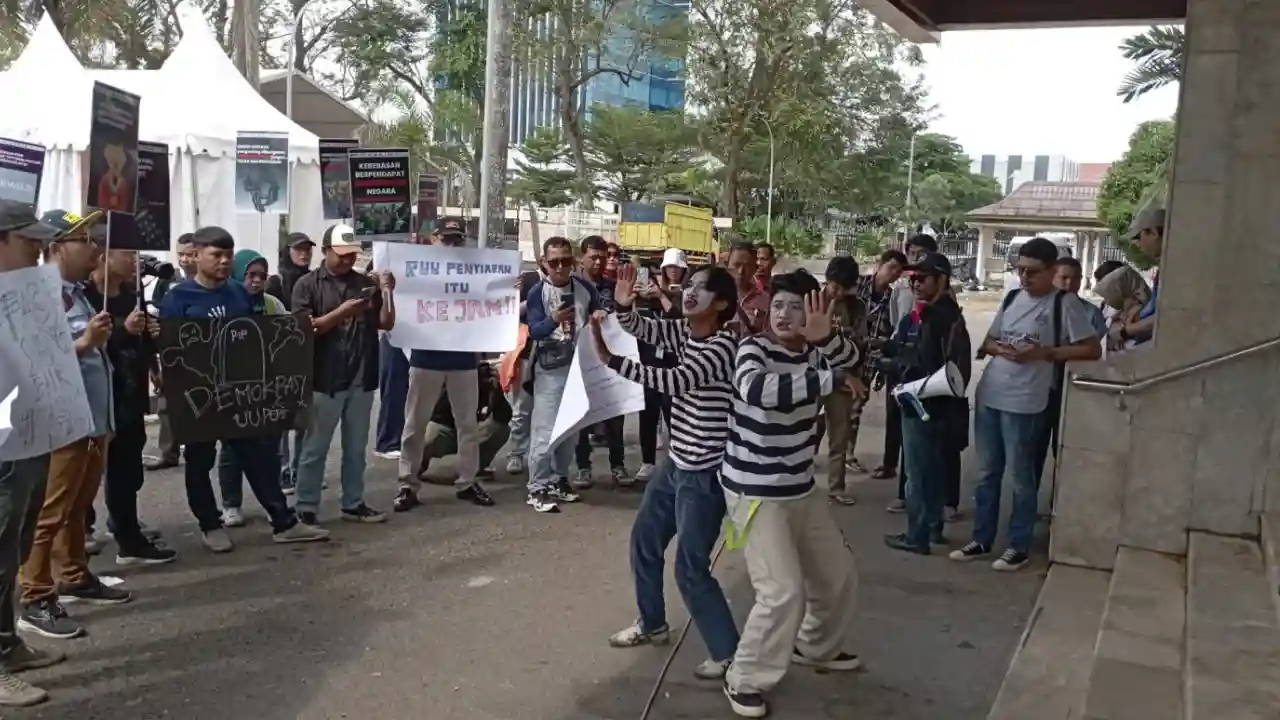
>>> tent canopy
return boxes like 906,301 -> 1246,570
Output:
0,16 -> 94,150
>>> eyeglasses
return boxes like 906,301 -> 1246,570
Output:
545,258 -> 574,269
1014,265 -> 1047,276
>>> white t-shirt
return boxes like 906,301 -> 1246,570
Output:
976,290 -> 1097,414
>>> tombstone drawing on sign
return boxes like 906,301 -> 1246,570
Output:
157,312 -> 314,444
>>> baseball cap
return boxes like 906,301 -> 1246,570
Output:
287,232 -> 315,249
436,216 -> 465,237
660,248 -> 688,269
41,209 -> 106,242
905,252 -> 953,277
1127,207 -> 1166,239
0,200 -> 62,242
322,223 -> 360,255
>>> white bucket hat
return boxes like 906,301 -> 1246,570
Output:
660,248 -> 688,269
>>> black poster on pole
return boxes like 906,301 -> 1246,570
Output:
0,137 -> 46,209
415,174 -> 441,238
319,138 -> 359,220
107,142 -> 170,251
349,148 -> 411,243
86,81 -> 141,215
158,312 -> 314,444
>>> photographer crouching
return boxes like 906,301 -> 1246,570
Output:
880,253 -> 971,555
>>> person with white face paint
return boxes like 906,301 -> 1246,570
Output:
718,270 -> 862,719
596,263 -> 742,681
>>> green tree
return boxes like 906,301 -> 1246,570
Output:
1117,26 -> 1184,103
583,105 -> 698,203
1096,119 -> 1176,266
509,126 -> 577,209
515,0 -> 686,205
911,170 -> 1002,235
733,215 -> 825,258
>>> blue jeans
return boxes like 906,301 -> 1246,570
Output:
507,358 -> 533,459
972,403 -> 1046,554
631,458 -> 738,662
296,389 -> 376,514
280,430 -> 304,480
185,438 -> 297,533
376,334 -> 410,453
901,415 -> 945,548
219,434 -> 285,510
527,364 -> 573,492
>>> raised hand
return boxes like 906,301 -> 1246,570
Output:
800,290 -> 834,344
614,263 -> 637,307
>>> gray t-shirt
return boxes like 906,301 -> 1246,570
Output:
976,290 -> 1097,414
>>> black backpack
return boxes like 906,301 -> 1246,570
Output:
1000,288 -> 1067,384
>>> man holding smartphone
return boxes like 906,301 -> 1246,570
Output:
292,224 -> 397,527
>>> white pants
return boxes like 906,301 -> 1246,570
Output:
399,368 -> 480,490
726,490 -> 859,694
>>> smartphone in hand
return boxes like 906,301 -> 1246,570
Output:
360,286 -> 379,301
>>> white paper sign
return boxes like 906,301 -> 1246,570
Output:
0,386 -> 17,449
550,315 -> 647,447
373,241 -> 520,353
0,265 -> 94,460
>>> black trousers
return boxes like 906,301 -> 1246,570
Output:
882,384 -> 902,470
638,386 -> 672,465
184,438 -> 297,533
576,416 -> 625,470
104,423 -> 149,549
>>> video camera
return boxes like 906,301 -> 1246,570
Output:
868,337 -> 919,379
139,254 -> 175,281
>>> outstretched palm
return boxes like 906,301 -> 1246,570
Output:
801,291 -> 834,344
615,263 -> 638,307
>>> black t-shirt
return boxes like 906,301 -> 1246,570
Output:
292,266 -> 382,395
84,283 -> 155,429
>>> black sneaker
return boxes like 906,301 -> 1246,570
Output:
883,533 -> 930,555
457,484 -> 495,507
992,548 -> 1030,572
279,470 -> 297,496
948,541 -> 992,562
116,541 -> 178,567
58,576 -> 132,606
17,600 -> 83,640
298,511 -> 321,526
549,477 -> 581,503
527,490 -> 560,514
930,529 -> 948,546
791,647 -> 862,671
393,487 -> 422,512
723,679 -> 768,718
341,504 -> 389,524
2,642 -> 65,673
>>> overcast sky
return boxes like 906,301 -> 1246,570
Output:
919,26 -> 1180,163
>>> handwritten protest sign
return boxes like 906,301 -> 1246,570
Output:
550,315 -> 646,448
372,241 -> 520,353
158,312 -> 313,444
0,265 -> 95,461
0,387 -> 16,450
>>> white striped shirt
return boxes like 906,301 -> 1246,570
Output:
720,333 -> 859,499
611,311 -> 738,472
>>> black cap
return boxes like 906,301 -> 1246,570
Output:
436,216 -> 465,237
905,252 -> 953,277
287,232 -> 315,249
0,200 -> 62,242
40,209 -> 106,242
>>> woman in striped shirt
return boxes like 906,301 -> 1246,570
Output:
720,271 -> 863,719
592,262 -> 743,683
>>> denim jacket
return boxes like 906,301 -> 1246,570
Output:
63,280 -> 114,437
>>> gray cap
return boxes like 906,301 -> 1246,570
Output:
1127,207 -> 1167,239
0,200 -> 62,242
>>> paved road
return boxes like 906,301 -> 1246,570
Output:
13,303 -> 1045,720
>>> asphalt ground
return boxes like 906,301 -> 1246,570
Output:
12,300 -> 1045,720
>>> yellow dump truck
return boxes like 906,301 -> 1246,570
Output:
618,196 -> 715,258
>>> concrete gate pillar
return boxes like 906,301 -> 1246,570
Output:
1051,0 -> 1280,569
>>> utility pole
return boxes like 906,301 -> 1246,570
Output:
230,0 -> 261,88
477,0 -> 514,249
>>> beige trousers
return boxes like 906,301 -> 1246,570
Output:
725,490 -> 859,694
399,368 -> 480,489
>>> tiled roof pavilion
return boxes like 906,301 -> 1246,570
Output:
966,181 -> 1108,230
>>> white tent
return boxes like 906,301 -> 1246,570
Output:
0,8 -> 327,261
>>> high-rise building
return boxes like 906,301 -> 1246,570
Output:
971,154 -> 1080,195
436,1 -> 688,147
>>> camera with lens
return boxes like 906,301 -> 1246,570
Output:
139,254 -> 175,281
868,338 -> 919,379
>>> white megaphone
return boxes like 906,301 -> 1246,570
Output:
891,362 -> 965,422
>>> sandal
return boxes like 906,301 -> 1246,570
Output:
870,466 -> 897,480
828,492 -> 857,506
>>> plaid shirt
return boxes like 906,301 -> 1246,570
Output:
852,275 -> 895,383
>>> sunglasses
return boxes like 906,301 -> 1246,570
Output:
545,258 -> 575,269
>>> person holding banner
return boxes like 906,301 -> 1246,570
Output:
598,262 -> 742,682
159,226 -> 331,552
524,237 -> 601,514
719,271 -> 862,719
0,203 -> 75,706
146,234 -> 198,473
879,253 -> 972,556
572,235 -> 628,489
20,210 -> 132,639
396,222 -> 495,511
292,225 -> 396,526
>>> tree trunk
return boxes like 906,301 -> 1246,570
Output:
719,153 -> 740,218
557,83 -> 593,210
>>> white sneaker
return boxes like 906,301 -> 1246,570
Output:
373,450 -> 401,460
571,468 -> 595,490
202,528 -> 234,554
694,659 -> 730,680
607,622 -> 671,648
222,508 -> 246,527
273,522 -> 330,544
505,455 -> 525,474
635,463 -> 656,482
0,670 -> 48,706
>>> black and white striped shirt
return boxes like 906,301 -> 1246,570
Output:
609,311 -> 737,472
720,333 -> 859,499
